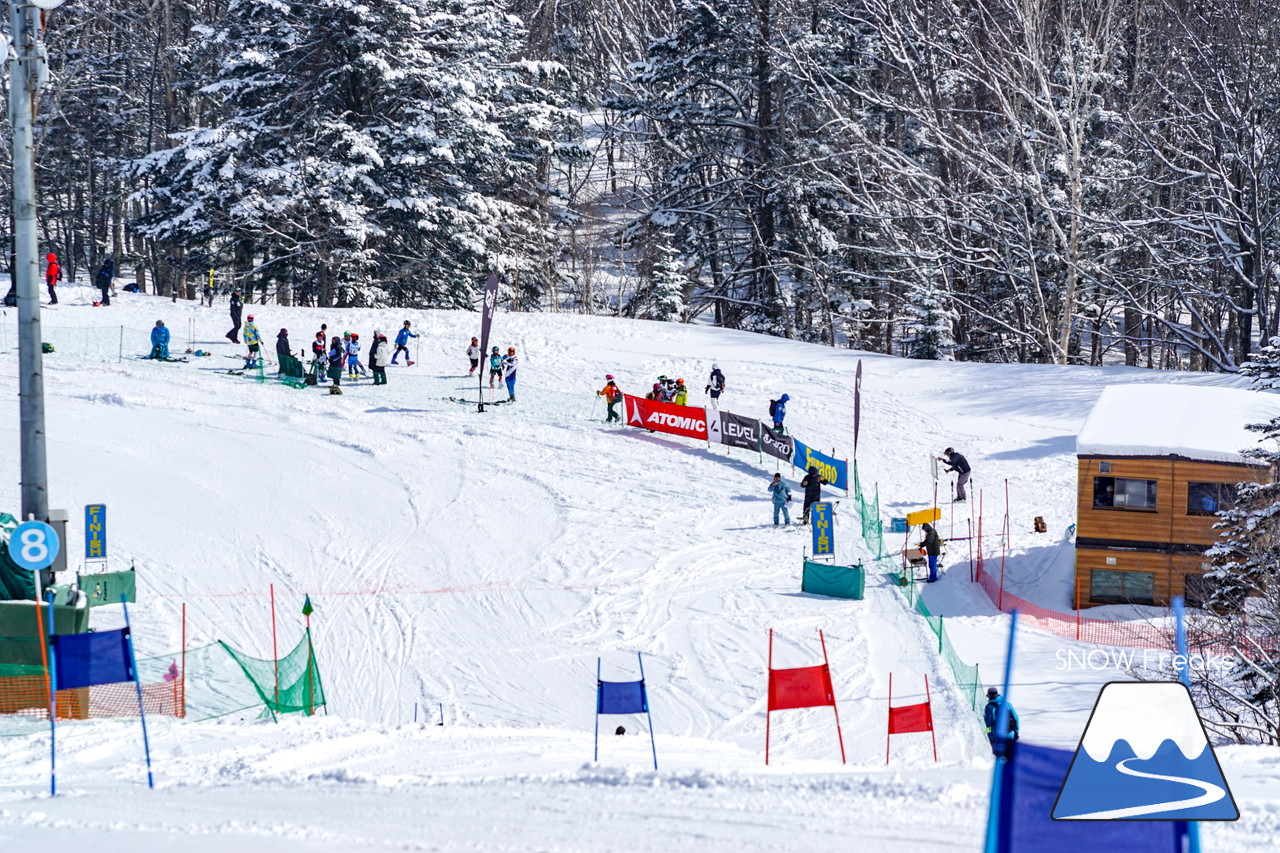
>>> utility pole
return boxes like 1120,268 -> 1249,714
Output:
9,0 -> 64,524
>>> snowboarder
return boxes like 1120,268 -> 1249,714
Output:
44,253 -> 59,305
800,465 -> 829,524
370,331 -> 389,386
705,364 -> 726,409
226,290 -> 243,342
392,321 -> 416,364
327,336 -> 345,386
598,375 -> 622,422
769,394 -> 790,432
149,320 -> 170,360
488,346 -> 503,388
920,522 -> 943,582
768,473 -> 792,526
984,688 -> 1020,756
346,332 -> 367,378
276,329 -> 292,372
674,378 -> 688,405
466,337 -> 481,375
94,255 -> 115,305
939,447 -> 972,502
502,346 -> 518,401
243,314 -> 263,367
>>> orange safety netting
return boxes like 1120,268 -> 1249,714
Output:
0,671 -> 184,720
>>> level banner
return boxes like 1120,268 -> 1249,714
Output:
624,395 -> 710,441
718,411 -> 760,451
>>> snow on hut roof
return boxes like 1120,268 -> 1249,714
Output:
1077,384 -> 1280,464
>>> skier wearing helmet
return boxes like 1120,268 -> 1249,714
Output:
488,346 -> 503,388
392,320 -> 416,365
502,346 -> 518,401
346,332 -> 366,379
674,378 -> 688,405
705,363 -> 726,409
243,314 -> 263,367
597,375 -> 622,422
466,337 -> 481,375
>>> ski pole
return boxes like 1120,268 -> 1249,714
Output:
591,393 -> 600,419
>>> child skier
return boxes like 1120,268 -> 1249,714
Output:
706,364 -> 726,409
346,332 -> 366,379
674,378 -> 688,405
392,321 -> 416,365
311,332 -> 328,383
598,375 -> 623,422
328,336 -> 345,387
488,346 -> 503,388
370,331 -> 389,386
502,346 -> 518,401
149,320 -> 170,359
243,314 -> 263,368
467,337 -> 481,375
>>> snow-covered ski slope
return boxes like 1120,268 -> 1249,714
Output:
1,288 -> 1277,851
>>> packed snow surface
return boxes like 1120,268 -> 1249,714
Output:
1076,384 -> 1280,463
1,286 -> 1278,851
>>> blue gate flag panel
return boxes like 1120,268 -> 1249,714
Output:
993,742 -> 1188,853
598,679 -> 648,714
50,628 -> 135,690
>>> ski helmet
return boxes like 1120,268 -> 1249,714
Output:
155,320 -> 164,327
472,337 -> 478,343
712,363 -> 719,370
508,346 -> 515,354
987,687 -> 999,698
676,378 -> 685,385
351,332 -> 359,341
605,374 -> 614,380
492,346 -> 499,353
653,383 -> 661,391
945,447 -> 954,456
404,320 -> 411,327
247,314 -> 254,321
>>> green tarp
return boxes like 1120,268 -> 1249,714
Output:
0,514 -> 36,602
801,558 -> 865,600
80,570 -> 137,607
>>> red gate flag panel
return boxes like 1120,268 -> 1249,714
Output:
768,665 -> 835,711
888,701 -> 933,734
624,395 -> 710,441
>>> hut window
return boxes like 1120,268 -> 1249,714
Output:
1184,574 -> 1216,609
1090,570 -> 1155,604
1187,482 -> 1236,516
1092,476 -> 1157,510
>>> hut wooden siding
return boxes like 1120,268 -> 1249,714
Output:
1075,455 -> 1269,607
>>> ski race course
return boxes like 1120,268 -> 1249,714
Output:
2,286 -> 1279,851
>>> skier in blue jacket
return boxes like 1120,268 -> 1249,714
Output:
983,688 -> 1020,756
392,321 -> 416,365
149,320 -> 170,359
770,394 -> 790,432
768,473 -> 792,526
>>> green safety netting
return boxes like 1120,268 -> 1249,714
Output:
219,630 -> 325,718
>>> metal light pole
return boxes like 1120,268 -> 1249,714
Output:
9,0 -> 62,524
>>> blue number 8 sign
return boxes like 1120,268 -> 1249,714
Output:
8,520 -> 60,571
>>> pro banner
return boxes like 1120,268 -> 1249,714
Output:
794,441 -> 848,491
624,395 -> 710,440
719,411 -> 760,451
761,424 -> 794,462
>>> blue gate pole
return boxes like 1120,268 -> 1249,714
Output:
45,589 -> 57,797
638,652 -> 658,771
122,597 -> 155,788
594,658 -> 601,762
983,610 -> 1018,853
1172,597 -> 1201,853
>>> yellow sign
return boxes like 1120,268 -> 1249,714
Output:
906,507 -> 941,527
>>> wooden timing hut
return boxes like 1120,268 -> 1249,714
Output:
1075,385 -> 1280,608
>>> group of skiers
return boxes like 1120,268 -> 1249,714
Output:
21,252 -> 116,307
766,465 -> 830,527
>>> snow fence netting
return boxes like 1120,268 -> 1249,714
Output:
218,630 -> 325,717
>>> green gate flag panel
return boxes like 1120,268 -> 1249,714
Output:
801,559 -> 864,600
80,570 -> 137,607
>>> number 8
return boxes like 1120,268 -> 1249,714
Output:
19,528 -> 48,564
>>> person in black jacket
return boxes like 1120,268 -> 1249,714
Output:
275,328 -> 292,371
939,447 -> 972,502
800,465 -> 828,524
226,290 -> 243,343
327,336 -> 344,386
95,255 -> 115,305
920,522 -> 943,582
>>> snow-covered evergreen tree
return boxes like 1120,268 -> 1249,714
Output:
902,276 -> 956,360
643,238 -> 686,322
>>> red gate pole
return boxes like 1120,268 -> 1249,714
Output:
925,675 -> 938,762
270,584 -> 279,708
968,519 -> 974,583
180,602 -> 187,718
885,672 -> 893,765
765,629 -> 773,766
997,481 -> 1009,611
819,630 -> 846,764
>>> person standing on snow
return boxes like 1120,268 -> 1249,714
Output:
706,364 -> 726,409
243,314 -> 263,366
392,320 -> 416,365
226,289 -> 243,342
149,320 -> 171,359
674,378 -> 689,405
488,346 -> 503,388
347,332 -> 367,378
984,687 -> 1020,756
768,473 -> 792,526
769,394 -> 790,432
327,336 -> 345,386
276,329 -> 292,372
598,375 -> 622,422
939,447 -> 972,502
370,331 -> 390,386
800,465 -> 829,524
95,255 -> 115,305
44,253 -> 60,304
645,382 -> 662,401
502,346 -> 518,401
466,337 -> 481,375
920,522 -> 943,583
